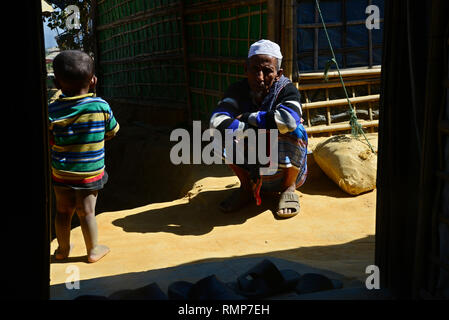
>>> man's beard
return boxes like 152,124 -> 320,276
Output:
250,89 -> 265,104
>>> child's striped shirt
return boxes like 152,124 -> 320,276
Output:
48,93 -> 119,186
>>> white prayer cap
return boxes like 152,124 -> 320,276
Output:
248,39 -> 283,59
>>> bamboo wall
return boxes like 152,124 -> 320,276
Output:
94,0 -> 382,135
96,0 -> 188,115
183,0 -> 268,121
95,0 -> 267,125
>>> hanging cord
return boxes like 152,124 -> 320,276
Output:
314,0 -> 375,153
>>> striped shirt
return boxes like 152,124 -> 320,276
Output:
209,76 -> 308,176
210,76 -> 303,138
48,93 -> 119,186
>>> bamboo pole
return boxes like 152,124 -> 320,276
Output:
299,66 -> 381,80
298,19 -> 384,29
282,0 -> 294,79
91,0 -> 101,96
305,120 -> 379,134
267,0 -> 276,41
301,94 -> 380,110
296,78 -> 379,90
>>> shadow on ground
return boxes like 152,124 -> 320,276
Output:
50,235 -> 376,300
111,187 -> 283,236
97,123 -> 235,212
50,124 -> 235,240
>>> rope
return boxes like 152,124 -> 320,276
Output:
314,0 -> 375,153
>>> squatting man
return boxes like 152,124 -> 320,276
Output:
209,39 -> 308,218
170,39 -> 308,218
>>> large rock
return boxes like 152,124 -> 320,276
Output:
312,134 -> 378,195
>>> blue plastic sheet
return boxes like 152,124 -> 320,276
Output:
296,0 -> 384,72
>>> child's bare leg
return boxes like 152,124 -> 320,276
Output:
75,190 -> 110,263
54,186 -> 76,259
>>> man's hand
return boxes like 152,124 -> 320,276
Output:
236,112 -> 251,123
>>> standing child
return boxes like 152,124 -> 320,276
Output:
48,50 -> 119,263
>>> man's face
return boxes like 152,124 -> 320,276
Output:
245,54 -> 283,99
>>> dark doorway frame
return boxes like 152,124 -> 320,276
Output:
19,0 -> 448,300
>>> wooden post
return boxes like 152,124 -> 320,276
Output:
91,0 -> 102,96
267,0 -> 276,41
282,0 -> 294,79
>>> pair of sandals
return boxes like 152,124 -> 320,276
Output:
220,189 -> 301,219
167,259 -> 343,300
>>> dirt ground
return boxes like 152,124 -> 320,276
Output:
49,126 -> 378,299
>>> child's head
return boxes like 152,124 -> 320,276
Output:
53,50 -> 96,96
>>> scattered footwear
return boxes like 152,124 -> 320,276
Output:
168,275 -> 246,300
73,264 -> 344,300
228,259 -> 301,299
74,295 -> 109,300
108,282 -> 168,300
295,273 -> 343,295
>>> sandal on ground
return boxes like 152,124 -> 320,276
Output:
277,191 -> 300,218
295,273 -> 343,295
109,282 -> 168,300
168,275 -> 246,300
228,259 -> 301,299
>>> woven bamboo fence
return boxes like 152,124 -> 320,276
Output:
93,0 -> 383,135
95,0 -> 187,114
183,0 -> 268,121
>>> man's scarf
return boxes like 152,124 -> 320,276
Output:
259,75 -> 291,112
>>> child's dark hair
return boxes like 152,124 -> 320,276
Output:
53,50 -> 94,87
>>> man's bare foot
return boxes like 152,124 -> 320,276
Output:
87,245 -> 110,263
54,244 -> 74,260
219,187 -> 253,213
